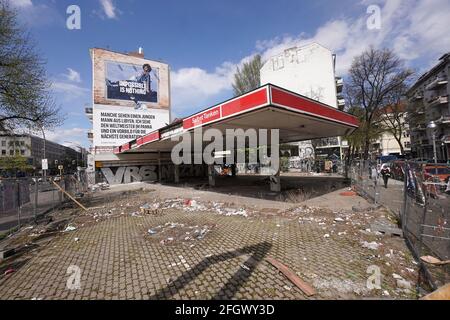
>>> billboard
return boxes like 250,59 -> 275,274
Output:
91,48 -> 170,146
105,61 -> 159,104
93,104 -> 169,147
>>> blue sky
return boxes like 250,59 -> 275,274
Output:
9,0 -> 450,148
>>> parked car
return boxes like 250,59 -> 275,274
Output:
423,165 -> 450,182
422,164 -> 450,198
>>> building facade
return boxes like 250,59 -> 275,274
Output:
260,42 -> 346,161
85,47 -> 171,182
406,53 -> 450,162
0,133 -> 83,174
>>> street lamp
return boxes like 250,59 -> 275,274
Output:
427,120 -> 438,164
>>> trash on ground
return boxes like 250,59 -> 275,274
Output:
420,255 -> 450,265
362,241 -> 382,250
64,225 -> 77,232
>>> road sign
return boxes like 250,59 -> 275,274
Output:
58,165 -> 63,170
42,159 -> 48,170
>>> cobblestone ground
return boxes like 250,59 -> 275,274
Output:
0,192 -> 419,300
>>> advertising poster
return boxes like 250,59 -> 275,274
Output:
93,104 -> 170,147
91,48 -> 171,146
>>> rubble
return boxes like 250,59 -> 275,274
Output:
362,241 -> 382,250
63,225 -> 77,232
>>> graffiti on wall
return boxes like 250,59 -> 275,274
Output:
100,164 -> 207,185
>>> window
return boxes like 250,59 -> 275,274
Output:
1,141 -> 5,147
20,150 -> 25,155
9,150 -> 13,155
1,150 -> 5,155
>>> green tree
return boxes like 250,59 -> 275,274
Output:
0,1 -> 61,132
232,55 -> 262,96
0,154 -> 33,176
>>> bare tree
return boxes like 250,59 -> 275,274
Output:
232,55 -> 262,96
345,47 -> 414,159
378,83 -> 410,155
0,2 -> 62,132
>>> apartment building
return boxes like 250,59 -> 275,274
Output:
406,53 -> 450,162
0,133 -> 83,173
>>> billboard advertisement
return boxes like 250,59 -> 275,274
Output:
91,48 -> 171,146
93,104 -> 169,147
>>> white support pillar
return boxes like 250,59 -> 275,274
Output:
158,151 -> 162,183
174,164 -> 180,183
269,169 -> 281,192
208,164 -> 216,187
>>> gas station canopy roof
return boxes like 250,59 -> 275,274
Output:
114,84 -> 359,154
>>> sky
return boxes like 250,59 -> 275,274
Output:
8,0 -> 450,149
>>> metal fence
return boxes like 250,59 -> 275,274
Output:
349,160 -> 450,290
0,172 -> 90,236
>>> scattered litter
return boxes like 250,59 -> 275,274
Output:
240,264 -> 250,271
148,229 -> 157,235
64,225 -> 77,232
420,255 -> 450,265
396,279 -> 412,290
225,208 -> 248,217
323,234 -> 330,238
74,237 -> 80,242
4,268 -> 15,276
362,241 -> 382,250
334,218 -> 345,222
283,285 -> 292,291
392,273 -> 403,280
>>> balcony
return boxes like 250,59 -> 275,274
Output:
87,130 -> 93,142
335,77 -> 343,93
408,93 -> 423,101
412,124 -> 427,131
337,98 -> 345,108
425,76 -> 448,91
436,115 -> 450,125
85,107 -> 93,121
427,95 -> 448,107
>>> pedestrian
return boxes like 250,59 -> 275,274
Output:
380,164 -> 391,188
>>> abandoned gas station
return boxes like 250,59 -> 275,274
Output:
109,84 -> 359,192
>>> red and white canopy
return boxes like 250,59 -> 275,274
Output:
114,84 -> 359,154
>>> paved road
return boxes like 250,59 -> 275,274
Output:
0,189 -> 419,300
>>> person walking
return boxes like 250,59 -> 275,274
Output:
380,164 -> 391,188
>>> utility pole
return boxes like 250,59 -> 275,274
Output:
41,125 -> 47,179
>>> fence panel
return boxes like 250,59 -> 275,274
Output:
0,174 -> 90,236
351,160 -> 449,289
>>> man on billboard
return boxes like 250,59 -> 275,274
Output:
105,62 -> 159,104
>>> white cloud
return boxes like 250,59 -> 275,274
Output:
52,81 -> 89,101
254,0 -> 450,75
99,0 -> 117,19
9,0 -> 33,7
167,0 -> 450,117
44,127 -> 89,149
7,0 -> 63,27
64,68 -> 82,83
